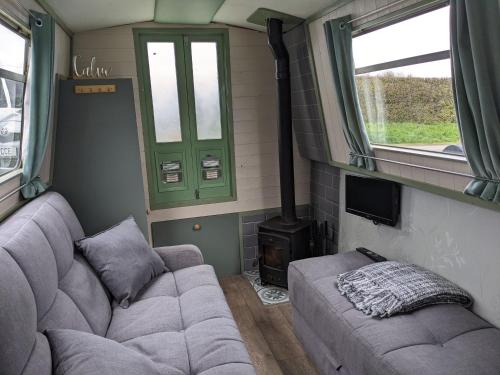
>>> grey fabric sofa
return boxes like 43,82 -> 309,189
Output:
289,251 -> 500,375
0,192 -> 255,375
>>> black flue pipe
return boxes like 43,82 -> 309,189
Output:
267,18 -> 297,224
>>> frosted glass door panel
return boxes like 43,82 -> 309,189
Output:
147,42 -> 182,143
191,42 -> 222,140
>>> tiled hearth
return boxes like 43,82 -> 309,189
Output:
243,270 -> 289,305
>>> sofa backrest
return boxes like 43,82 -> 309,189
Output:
0,192 -> 112,375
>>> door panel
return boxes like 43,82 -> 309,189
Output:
135,29 -> 235,208
184,35 -> 232,201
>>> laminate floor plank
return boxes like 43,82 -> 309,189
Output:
220,275 -> 319,375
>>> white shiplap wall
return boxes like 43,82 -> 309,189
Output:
308,0 -> 473,192
72,23 -> 310,223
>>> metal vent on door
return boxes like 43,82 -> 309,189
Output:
161,160 -> 182,183
201,156 -> 221,180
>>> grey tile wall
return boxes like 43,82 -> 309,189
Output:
240,205 -> 311,271
310,161 -> 341,254
284,24 -> 330,162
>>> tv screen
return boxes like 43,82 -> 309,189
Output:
345,175 -> 400,226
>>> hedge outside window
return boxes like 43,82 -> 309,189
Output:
134,29 -> 235,209
0,21 -> 28,177
352,5 -> 463,156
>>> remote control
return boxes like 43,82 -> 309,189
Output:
356,247 -> 387,262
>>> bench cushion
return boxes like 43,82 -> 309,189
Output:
289,252 -> 500,375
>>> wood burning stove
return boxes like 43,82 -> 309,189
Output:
258,18 -> 312,288
258,217 -> 312,288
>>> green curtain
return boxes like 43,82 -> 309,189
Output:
451,0 -> 500,203
21,11 -> 55,199
324,17 -> 375,171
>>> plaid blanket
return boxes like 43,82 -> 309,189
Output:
337,261 -> 473,318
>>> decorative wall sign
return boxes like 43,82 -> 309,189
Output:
72,55 -> 112,79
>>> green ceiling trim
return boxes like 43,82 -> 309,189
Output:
36,0 -> 73,36
154,0 -> 225,24
246,8 -> 304,31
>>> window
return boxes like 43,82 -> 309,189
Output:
0,21 -> 28,176
135,29 -> 235,208
352,5 -> 462,155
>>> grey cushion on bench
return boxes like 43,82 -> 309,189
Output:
0,192 -> 255,375
289,252 -> 500,375
75,216 -> 166,308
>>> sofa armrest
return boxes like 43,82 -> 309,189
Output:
154,244 -> 204,271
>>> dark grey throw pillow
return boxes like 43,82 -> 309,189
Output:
45,329 -> 162,375
75,217 -> 166,308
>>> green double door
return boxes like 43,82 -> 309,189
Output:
135,29 -> 235,209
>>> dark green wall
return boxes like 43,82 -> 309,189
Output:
151,213 -> 240,277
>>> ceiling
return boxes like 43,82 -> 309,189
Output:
39,0 -> 338,33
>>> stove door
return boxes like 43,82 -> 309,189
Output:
259,232 -> 290,268
258,232 -> 290,287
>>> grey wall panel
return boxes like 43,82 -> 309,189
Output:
152,213 -> 240,277
284,24 -> 330,162
52,79 -> 147,237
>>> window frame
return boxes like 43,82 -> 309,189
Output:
0,17 -> 30,180
134,28 -> 236,210
351,1 -> 464,159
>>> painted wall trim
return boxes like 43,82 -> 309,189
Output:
303,22 -> 333,163
238,203 -> 310,219
306,0 -> 353,24
36,0 -> 73,36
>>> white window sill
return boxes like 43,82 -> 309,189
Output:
372,145 -> 468,163
0,168 -> 23,185
367,144 -> 473,192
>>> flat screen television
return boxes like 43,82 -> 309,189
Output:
345,174 -> 400,226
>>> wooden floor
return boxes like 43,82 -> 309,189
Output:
220,276 -> 319,375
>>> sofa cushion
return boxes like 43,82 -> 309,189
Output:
289,252 -> 500,375
45,329 -> 167,375
0,192 -> 112,375
106,264 -> 255,375
76,216 -> 166,308
135,272 -> 177,301
106,296 -> 183,342
123,332 -> 189,374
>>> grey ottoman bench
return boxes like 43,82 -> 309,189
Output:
289,251 -> 500,375
0,192 -> 255,375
